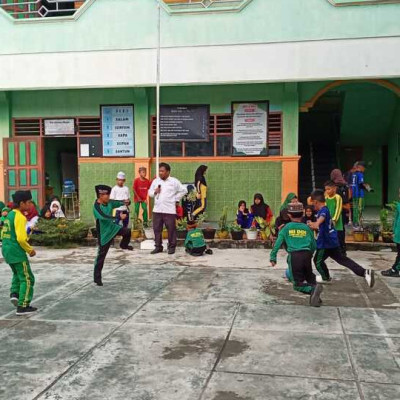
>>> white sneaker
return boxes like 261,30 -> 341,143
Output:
365,269 -> 375,288
316,275 -> 332,284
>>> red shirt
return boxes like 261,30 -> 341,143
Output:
133,177 -> 151,202
176,205 -> 184,218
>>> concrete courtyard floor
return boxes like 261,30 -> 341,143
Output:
0,247 -> 400,400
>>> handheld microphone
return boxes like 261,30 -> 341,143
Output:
156,184 -> 161,199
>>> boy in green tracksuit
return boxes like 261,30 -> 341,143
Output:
382,189 -> 400,277
184,220 -> 213,257
270,203 -> 323,307
2,191 -> 37,315
93,185 -> 132,286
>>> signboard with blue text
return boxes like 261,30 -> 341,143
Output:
101,105 -> 135,157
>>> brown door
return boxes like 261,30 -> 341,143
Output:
3,137 -> 45,207
341,146 -> 363,172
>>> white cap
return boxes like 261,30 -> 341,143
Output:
117,171 -> 126,180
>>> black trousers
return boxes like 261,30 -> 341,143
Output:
392,243 -> 400,271
288,251 -> 316,294
314,247 -> 365,281
94,227 -> 131,283
153,212 -> 177,250
337,230 -> 347,255
186,245 -> 207,257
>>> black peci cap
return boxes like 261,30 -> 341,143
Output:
12,190 -> 32,204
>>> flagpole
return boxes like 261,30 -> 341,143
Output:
156,0 -> 161,172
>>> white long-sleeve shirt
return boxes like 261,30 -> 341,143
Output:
149,176 -> 187,215
110,185 -> 130,211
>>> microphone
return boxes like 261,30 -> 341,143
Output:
156,184 -> 161,199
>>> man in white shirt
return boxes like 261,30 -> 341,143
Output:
110,172 -> 131,228
149,163 -> 187,254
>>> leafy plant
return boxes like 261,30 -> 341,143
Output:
196,213 -> 207,228
255,216 -> 276,237
143,218 -> 152,229
229,222 -> 243,232
30,219 -> 89,248
186,189 -> 198,202
176,217 -> 188,231
218,206 -> 229,232
131,211 -> 143,231
380,202 -> 398,232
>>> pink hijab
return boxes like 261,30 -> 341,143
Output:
330,169 -> 346,185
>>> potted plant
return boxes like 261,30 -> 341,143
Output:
131,212 -> 143,239
380,203 -> 397,243
143,219 -> 154,240
197,213 -> 216,240
216,206 -> 229,239
353,226 -> 365,242
255,216 -> 276,241
245,226 -> 258,240
364,223 -> 380,242
162,227 -> 169,240
176,217 -> 188,239
229,222 -> 244,240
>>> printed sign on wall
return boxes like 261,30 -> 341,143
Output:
101,105 -> 135,157
44,119 -> 75,136
232,101 -> 269,156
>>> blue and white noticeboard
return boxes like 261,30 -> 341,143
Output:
101,105 -> 135,157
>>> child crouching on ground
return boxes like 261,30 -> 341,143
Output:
185,220 -> 213,257
270,203 -> 323,307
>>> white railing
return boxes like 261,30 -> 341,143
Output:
0,0 -> 86,19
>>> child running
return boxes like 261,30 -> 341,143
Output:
2,191 -> 37,315
308,189 -> 375,287
382,189 -> 400,277
270,203 -> 323,307
184,220 -> 213,257
133,167 -> 151,226
93,185 -> 132,286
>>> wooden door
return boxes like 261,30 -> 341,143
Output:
3,137 -> 45,207
341,146 -> 363,172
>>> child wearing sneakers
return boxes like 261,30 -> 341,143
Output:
308,189 -> 375,287
270,203 -> 323,307
1,191 -> 37,315
382,189 -> 400,277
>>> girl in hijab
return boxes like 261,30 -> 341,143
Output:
193,165 -> 208,218
280,192 -> 298,212
250,193 -> 273,223
50,200 -> 65,219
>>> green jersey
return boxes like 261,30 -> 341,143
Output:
326,194 -> 343,231
93,200 -> 124,246
185,228 -> 206,250
2,209 -> 34,264
394,202 -> 400,244
270,222 -> 316,262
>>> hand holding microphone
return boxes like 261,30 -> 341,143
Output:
155,184 -> 161,199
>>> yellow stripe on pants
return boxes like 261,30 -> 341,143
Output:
22,261 -> 31,308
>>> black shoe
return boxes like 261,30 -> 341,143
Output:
381,268 -> 400,278
168,248 -> 176,255
121,245 -> 134,251
310,284 -> 323,307
94,280 -> 103,286
205,249 -> 213,255
151,248 -> 163,255
16,306 -> 37,316
10,293 -> 19,307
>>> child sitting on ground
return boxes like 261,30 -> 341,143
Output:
40,205 -> 53,220
302,205 -> 316,224
237,201 -> 254,229
270,203 -> 322,307
50,200 -> 65,219
250,193 -> 273,224
184,220 -> 213,257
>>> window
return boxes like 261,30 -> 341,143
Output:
151,112 -> 282,157
327,0 -> 399,5
0,1 -> 90,20
161,0 -> 253,14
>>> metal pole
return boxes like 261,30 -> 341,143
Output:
156,0 -> 161,173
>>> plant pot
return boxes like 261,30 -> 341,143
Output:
217,230 -> 229,239
231,230 -> 244,240
202,228 -> 216,240
245,229 -> 258,240
162,230 -> 168,240
131,229 -> 141,239
177,230 -> 187,239
382,232 -> 393,243
353,231 -> 365,242
90,227 -> 98,238
260,231 -> 267,240
144,228 -> 154,240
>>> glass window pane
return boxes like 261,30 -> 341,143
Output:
8,170 -> 16,187
31,169 -> 38,185
31,190 -> 38,205
160,142 -> 183,157
19,142 -> 26,166
185,141 -> 214,157
8,142 -> 15,166
20,170 -> 27,186
30,141 -> 37,166
217,136 -> 232,156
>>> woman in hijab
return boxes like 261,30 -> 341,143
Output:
50,199 -> 66,219
250,193 -> 273,223
193,165 -> 208,218
280,192 -> 298,212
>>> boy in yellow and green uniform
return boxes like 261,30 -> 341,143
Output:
2,191 -> 37,316
270,203 -> 323,307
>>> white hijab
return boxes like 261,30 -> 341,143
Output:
50,200 -> 65,218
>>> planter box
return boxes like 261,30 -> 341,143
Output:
231,230 -> 244,240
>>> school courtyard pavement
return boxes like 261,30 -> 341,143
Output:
0,247 -> 400,400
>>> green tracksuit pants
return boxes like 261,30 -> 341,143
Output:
352,197 -> 364,225
9,261 -> 35,307
135,202 -> 148,223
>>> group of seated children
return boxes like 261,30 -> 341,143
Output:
236,193 -> 274,229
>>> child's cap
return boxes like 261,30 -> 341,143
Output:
117,171 -> 126,180
12,190 -> 32,204
2,207 -> 10,213
287,203 -> 304,214
95,185 -> 112,197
